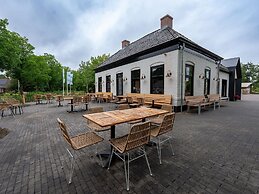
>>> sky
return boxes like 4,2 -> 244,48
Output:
1,0 -> 259,69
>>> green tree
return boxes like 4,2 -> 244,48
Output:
0,18 -> 34,91
21,55 -> 51,91
43,53 -> 63,91
73,54 -> 109,92
241,62 -> 259,92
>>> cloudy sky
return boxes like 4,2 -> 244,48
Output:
1,0 -> 259,69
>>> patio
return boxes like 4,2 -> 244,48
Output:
0,95 -> 258,193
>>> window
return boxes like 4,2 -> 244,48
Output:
151,65 -> 164,94
204,68 -> 211,95
98,77 -> 102,92
185,64 -> 194,96
116,73 -> 123,96
106,75 -> 111,92
131,69 -> 140,93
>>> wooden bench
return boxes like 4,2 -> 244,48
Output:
208,94 -> 221,110
126,93 -> 172,108
94,92 -> 113,102
185,95 -> 212,114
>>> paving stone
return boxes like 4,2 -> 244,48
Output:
0,98 -> 259,193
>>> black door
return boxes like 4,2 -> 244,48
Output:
116,73 -> 123,96
221,79 -> 227,97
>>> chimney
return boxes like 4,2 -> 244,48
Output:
160,14 -> 173,29
122,40 -> 130,48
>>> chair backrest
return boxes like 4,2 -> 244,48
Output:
126,97 -> 133,104
124,121 -> 151,152
88,106 -> 104,113
157,113 -> 175,136
118,104 -> 130,110
137,97 -> 144,106
161,104 -> 173,113
57,118 -> 73,148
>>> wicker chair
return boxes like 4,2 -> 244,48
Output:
86,107 -> 110,132
57,118 -> 104,184
150,104 -> 173,125
150,112 -> 176,164
108,121 -> 153,190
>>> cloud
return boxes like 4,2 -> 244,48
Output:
1,0 -> 259,69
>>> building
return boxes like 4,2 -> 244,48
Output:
0,77 -> 10,93
241,83 -> 252,94
221,57 -> 242,101
95,14 -> 235,110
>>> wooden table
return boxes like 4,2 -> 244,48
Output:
55,95 -> 63,107
64,96 -> 74,112
83,107 -> 168,166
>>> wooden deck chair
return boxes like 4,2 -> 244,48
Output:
108,121 -> 152,190
57,118 -> 104,184
150,113 -> 176,164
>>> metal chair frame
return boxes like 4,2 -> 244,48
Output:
57,118 -> 104,184
107,121 -> 153,190
150,113 -> 175,164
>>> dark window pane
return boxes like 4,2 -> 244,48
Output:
151,65 -> 164,94
106,75 -> 111,92
131,69 -> 140,93
185,64 -> 194,96
116,73 -> 123,96
98,77 -> 102,92
204,69 -> 210,95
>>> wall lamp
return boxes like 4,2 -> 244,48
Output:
123,77 -> 127,82
213,77 -> 220,81
199,73 -> 205,79
141,74 -> 146,80
166,70 -> 172,77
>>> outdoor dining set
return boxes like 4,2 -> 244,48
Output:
56,92 -> 176,190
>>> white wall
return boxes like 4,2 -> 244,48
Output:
95,47 -> 223,107
95,50 -> 179,105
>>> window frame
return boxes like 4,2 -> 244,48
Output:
185,64 -> 194,96
131,69 -> 140,93
150,64 -> 164,94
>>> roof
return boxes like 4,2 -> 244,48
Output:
219,64 -> 229,73
96,26 -> 223,72
241,83 -> 252,88
221,57 -> 240,68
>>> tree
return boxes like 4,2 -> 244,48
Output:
241,62 -> 259,92
73,54 -> 109,92
0,18 -> 34,91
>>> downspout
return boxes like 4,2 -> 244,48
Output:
180,43 -> 185,112
216,60 -> 221,94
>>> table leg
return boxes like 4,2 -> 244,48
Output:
103,125 -> 116,168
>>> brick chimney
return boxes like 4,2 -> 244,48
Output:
160,14 -> 173,29
122,40 -> 130,48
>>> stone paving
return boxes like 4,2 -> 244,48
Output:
0,95 -> 258,194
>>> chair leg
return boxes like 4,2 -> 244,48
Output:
169,138 -> 175,156
107,148 -> 114,170
157,137 -> 162,164
124,153 -> 130,191
66,148 -> 75,184
143,147 -> 153,176
96,145 -> 104,167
